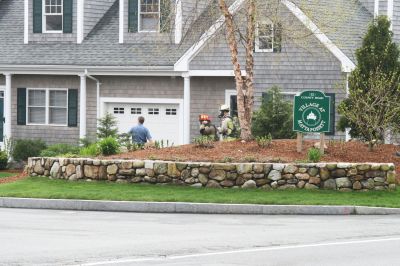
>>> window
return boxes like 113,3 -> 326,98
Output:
139,0 -> 160,32
113,107 -> 125,114
255,21 -> 282,53
44,0 -> 63,32
131,108 -> 142,114
27,89 -> 68,125
148,108 -> 159,115
166,108 -> 177,115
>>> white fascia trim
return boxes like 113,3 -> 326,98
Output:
282,0 -> 356,73
174,0 -> 246,72
388,0 -> 394,30
175,0 -> 182,44
24,0 -> 29,44
189,70 -> 246,77
77,0 -> 84,44
374,0 -> 379,18
119,0 -> 125,43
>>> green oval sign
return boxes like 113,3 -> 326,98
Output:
293,91 -> 331,133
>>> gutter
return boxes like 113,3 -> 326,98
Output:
84,69 -> 102,125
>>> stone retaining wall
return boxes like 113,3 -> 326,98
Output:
27,158 -> 397,191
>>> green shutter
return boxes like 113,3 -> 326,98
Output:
325,93 -> 336,136
160,0 -> 171,33
128,0 -> 138,33
17,88 -> 27,125
68,89 -> 78,127
273,23 -> 282,53
33,0 -> 42,33
63,0 -> 73,33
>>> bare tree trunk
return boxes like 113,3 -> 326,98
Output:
218,0 -> 255,141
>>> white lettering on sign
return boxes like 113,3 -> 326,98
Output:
298,103 -> 326,113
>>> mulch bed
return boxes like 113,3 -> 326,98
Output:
108,140 -> 400,181
0,171 -> 28,185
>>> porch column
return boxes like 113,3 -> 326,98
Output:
79,74 -> 87,139
183,73 -> 191,144
4,73 -> 12,139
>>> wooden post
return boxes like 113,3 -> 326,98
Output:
297,132 -> 303,153
320,133 -> 325,155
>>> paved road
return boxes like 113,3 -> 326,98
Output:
1,208 -> 400,266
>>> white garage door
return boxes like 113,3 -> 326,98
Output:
106,102 -> 181,146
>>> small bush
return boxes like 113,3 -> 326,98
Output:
0,151 -> 8,170
194,136 -> 215,148
79,137 -> 94,148
256,134 -> 272,148
80,143 -> 100,157
307,148 -> 322,163
98,137 -> 120,156
12,139 -> 47,161
40,143 -> 80,157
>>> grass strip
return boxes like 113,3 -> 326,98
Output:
0,177 -> 399,208
0,172 -> 17,179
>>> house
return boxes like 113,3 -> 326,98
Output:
0,0 -> 397,145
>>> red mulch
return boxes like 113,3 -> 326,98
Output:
108,140 -> 400,180
0,171 -> 28,184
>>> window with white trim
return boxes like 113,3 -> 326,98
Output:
113,107 -> 125,114
131,108 -> 142,114
255,21 -> 282,53
27,89 -> 68,125
148,108 -> 159,115
44,0 -> 63,33
139,0 -> 160,32
166,108 -> 177,115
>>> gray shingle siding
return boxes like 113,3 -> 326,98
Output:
393,2 -> 400,43
84,0 -> 116,38
359,0 -> 375,15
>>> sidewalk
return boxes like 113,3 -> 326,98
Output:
1,197 -> 400,215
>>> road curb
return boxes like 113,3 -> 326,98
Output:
1,197 -> 400,215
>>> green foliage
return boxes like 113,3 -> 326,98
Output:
255,134 -> 272,148
3,137 -> 15,159
98,137 -> 120,156
307,148 -> 322,163
79,143 -> 100,157
40,143 -> 80,157
194,135 -> 215,148
252,86 -> 296,139
221,156 -> 233,163
0,151 -> 8,170
12,139 -> 47,161
97,113 -> 119,139
79,138 -> 94,148
154,139 -> 174,149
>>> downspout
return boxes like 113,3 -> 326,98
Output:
84,69 -> 102,127
345,72 -> 351,142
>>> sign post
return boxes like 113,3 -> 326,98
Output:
293,91 -> 331,154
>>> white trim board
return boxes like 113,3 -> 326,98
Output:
100,97 -> 184,145
281,0 -> 355,73
189,70 -> 246,77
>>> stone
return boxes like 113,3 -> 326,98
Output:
108,175 -> 117,181
107,164 -> 118,175
357,164 -> 371,171
144,176 -> 157,183
371,164 -> 381,170
253,174 -> 265,179
283,165 -> 298,174
213,163 -> 236,171
273,164 -> 285,171
198,174 -> 208,185
347,168 -> 358,176
157,175 -> 171,183
167,163 -> 181,177
323,179 -> 337,190
50,162 -> 60,178
353,181 -> 362,190
326,164 -> 337,170
154,163 -> 168,174
132,161 -> 145,168
65,164 -> 76,177
144,160 -> 154,169
374,186 -> 385,191
226,172 -> 238,180
145,169 -> 155,177
305,183 -> 319,190
209,169 -> 226,181
271,181 -> 278,189
199,167 -> 211,174
185,177 -> 196,184
331,169 -> 346,178
389,184 -> 397,190
191,168 -> 199,177
373,177 -> 386,183
282,174 -> 294,180
309,176 -> 321,185
135,168 -> 146,177
220,180 -> 234,187
191,183 -> 203,188
242,180 -> 257,189
121,161 -> 133,169
62,166 -> 66,172
44,159 -> 51,170
172,179 -> 184,185
92,160 -> 101,166
308,168 -> 319,177
255,179 -> 269,186
298,168 -> 308,173
119,169 -> 135,176
339,188 -> 352,192
131,176 -> 142,183
253,164 -> 264,174
268,170 -> 282,181
176,163 -> 188,171
181,169 -> 190,179
34,161 -> 44,175
98,166 -> 107,180
353,175 -> 364,181
320,168 -> 330,180
337,163 -> 351,169
277,180 -> 285,186
84,165 -> 99,179
297,181 -> 306,189
44,170 -> 49,176
68,174 -> 78,181
261,184 -> 272,190
361,179 -> 375,190
366,170 -> 386,178
336,177 -> 352,188
387,171 -> 396,184
295,173 -> 310,180
286,179 -> 298,185
380,164 -> 391,171
236,164 -> 253,174
206,180 -> 222,189
116,179 -> 128,184
278,184 -> 296,190
236,176 -> 247,186
264,164 -> 272,175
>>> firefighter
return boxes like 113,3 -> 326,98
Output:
218,104 -> 236,140
199,114 -> 218,141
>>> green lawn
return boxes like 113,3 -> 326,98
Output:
0,177 -> 399,208
0,172 -> 16,179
